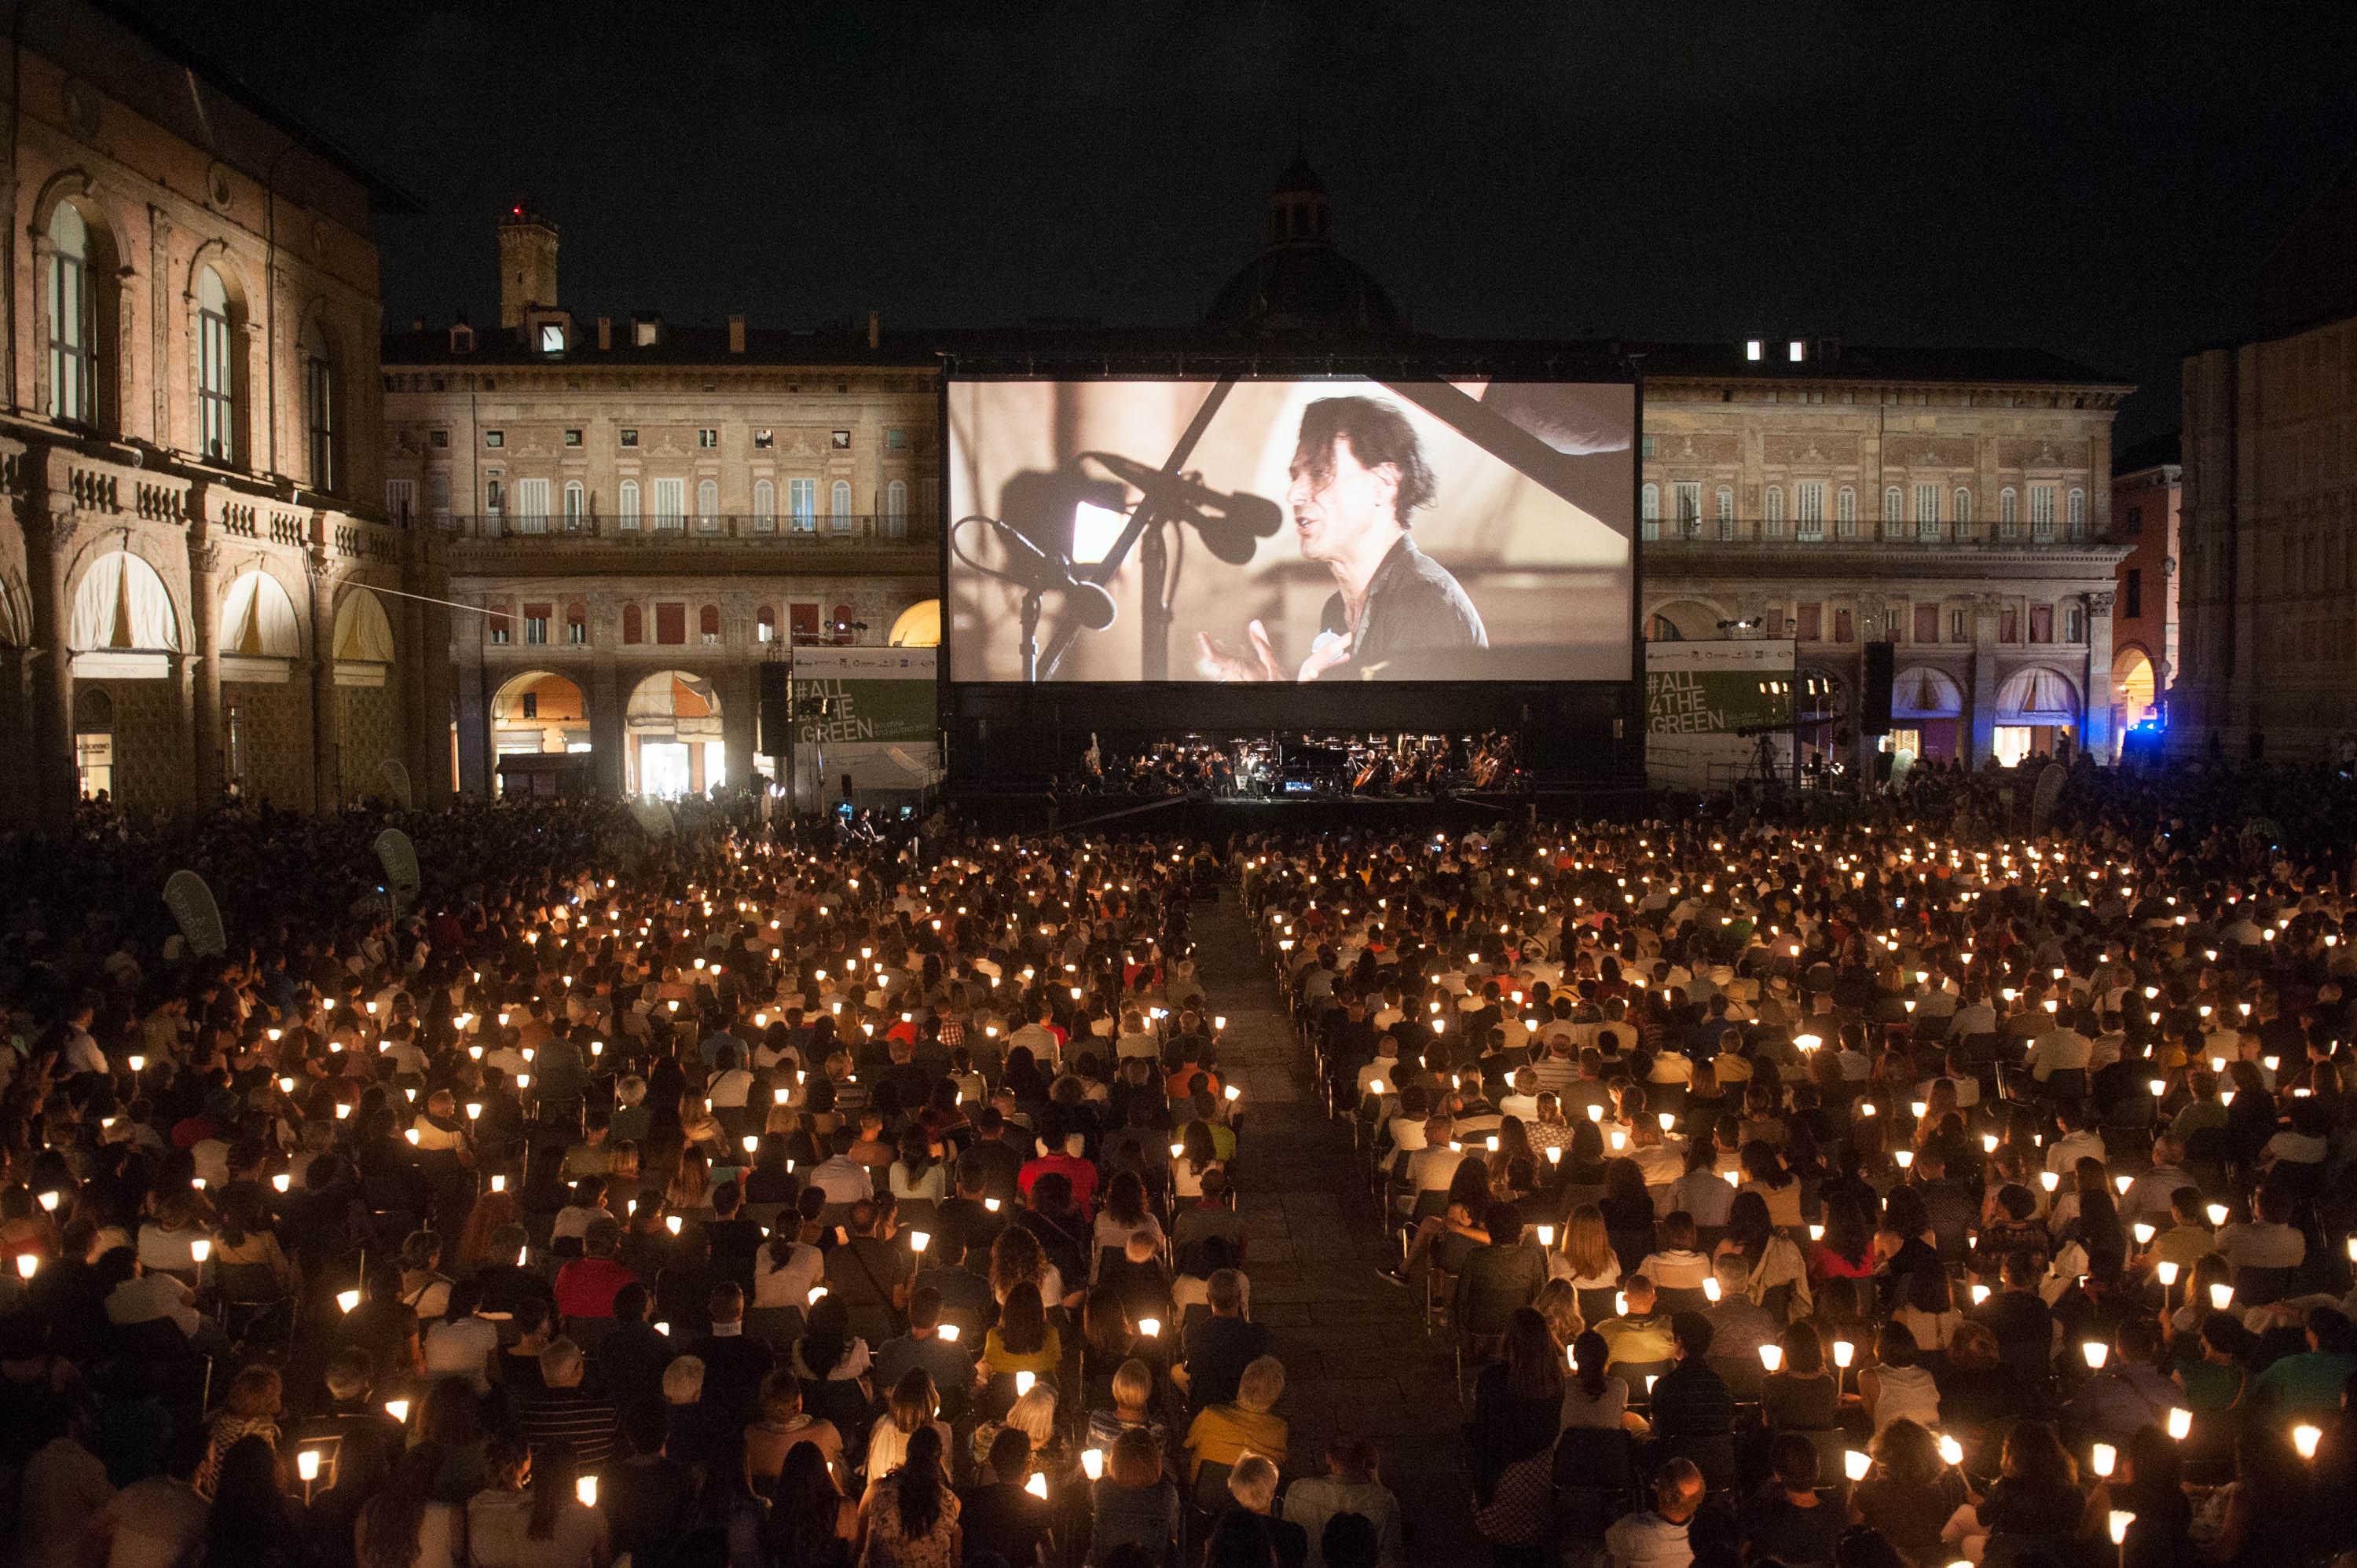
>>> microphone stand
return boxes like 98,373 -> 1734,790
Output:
1019,587 -> 1044,686
1036,378 -> 1237,682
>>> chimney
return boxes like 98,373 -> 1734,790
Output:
631,313 -> 662,347
867,309 -> 881,350
596,316 -> 611,351
728,314 -> 746,354
410,315 -> 424,332
497,204 -> 559,330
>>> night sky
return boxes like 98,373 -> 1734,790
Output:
128,0 -> 2357,446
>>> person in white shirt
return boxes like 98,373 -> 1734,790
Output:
2042,1107 -> 2106,1174
2216,1188 -> 2307,1271
1604,1460 -> 1703,1568
705,1043 -> 754,1108
58,1000 -> 108,1076
423,1279 -> 500,1392
2029,1013 -> 2093,1081
753,1229 -> 826,1308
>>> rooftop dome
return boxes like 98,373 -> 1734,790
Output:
1202,156 -> 1401,335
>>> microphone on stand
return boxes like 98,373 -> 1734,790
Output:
981,519 -> 1118,630
1079,453 -> 1284,565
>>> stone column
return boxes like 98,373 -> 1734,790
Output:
307,536 -> 340,811
720,593 -> 757,793
588,593 -> 625,797
1967,595 -> 2000,768
2084,589 -> 2117,764
187,535 -> 223,808
25,497 -> 79,832
453,594 -> 490,798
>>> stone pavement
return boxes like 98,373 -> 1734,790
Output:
1192,892 -> 1487,1563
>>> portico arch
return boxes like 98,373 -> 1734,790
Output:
625,669 -> 724,797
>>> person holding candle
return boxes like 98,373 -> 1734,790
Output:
1846,1417 -> 1963,1566
954,1427 -> 1056,1568
2080,1426 -> 2190,1568
1943,1419 -> 2083,1566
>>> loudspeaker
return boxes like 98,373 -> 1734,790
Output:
1860,640 -> 1896,735
757,663 -> 790,757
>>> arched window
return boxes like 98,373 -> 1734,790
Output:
1954,488 -> 1974,536
697,478 -> 720,531
618,480 -> 641,529
1999,486 -> 2019,537
302,316 -> 338,492
46,203 -> 94,425
1836,486 -> 1857,537
196,266 -> 237,463
2066,487 -> 2087,538
699,604 -> 721,644
1883,486 -> 1904,536
1639,482 -> 1659,540
830,479 -> 852,532
885,479 -> 908,538
1714,485 -> 1734,539
563,481 -> 585,529
753,479 -> 776,533
756,606 -> 776,643
1762,485 -> 1784,537
832,602 -> 855,643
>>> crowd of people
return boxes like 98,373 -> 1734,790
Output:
1248,758 -> 2357,1566
0,799 -> 1386,1568
3,750 -> 2357,1568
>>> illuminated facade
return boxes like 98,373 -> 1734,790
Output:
0,0 -> 433,830
379,222 -> 940,800
1639,341 -> 2132,773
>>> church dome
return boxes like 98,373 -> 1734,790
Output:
1202,157 -> 1402,335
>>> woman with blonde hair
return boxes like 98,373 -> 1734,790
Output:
861,1369 -> 950,1498
665,1145 -> 713,1216
1549,1203 -> 1622,1316
1531,1278 -> 1585,1350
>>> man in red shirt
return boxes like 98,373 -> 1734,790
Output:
1017,1131 -> 1099,1215
552,1216 -> 637,1321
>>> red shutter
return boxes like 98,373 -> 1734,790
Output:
698,604 -> 720,638
622,604 -> 643,644
790,603 -> 819,642
655,603 -> 687,644
2029,606 -> 2053,643
1833,609 -> 1854,643
1913,604 -> 1939,643
1797,604 -> 1821,643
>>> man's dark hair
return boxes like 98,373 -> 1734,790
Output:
1296,397 -> 1436,524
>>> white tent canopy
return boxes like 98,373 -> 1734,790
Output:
69,551 -> 180,652
222,570 -> 301,658
334,585 -> 395,662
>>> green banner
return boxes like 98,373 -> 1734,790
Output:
795,676 -> 935,745
1645,669 -> 1789,736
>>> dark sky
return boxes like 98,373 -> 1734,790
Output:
130,0 -> 2357,448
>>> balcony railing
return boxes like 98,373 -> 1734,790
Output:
437,513 -> 934,546
1642,517 -> 2102,548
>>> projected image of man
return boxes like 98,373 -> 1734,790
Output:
1196,396 -> 1486,681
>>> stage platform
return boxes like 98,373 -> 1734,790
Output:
943,784 -> 1656,837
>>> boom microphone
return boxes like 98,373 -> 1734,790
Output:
1080,453 -> 1284,566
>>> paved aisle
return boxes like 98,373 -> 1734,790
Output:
1191,892 -> 1485,1563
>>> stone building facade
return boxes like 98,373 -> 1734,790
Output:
2107,434 -> 2179,738
0,1 -> 435,830
379,227 -> 940,800
1637,341 -> 2132,772
2174,160 -> 2357,760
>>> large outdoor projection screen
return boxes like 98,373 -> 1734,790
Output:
946,377 -> 1634,683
